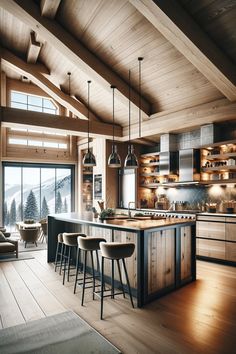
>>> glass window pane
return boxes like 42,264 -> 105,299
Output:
28,105 -> 43,112
23,168 -> 40,222
43,108 -> 56,114
56,169 -> 71,213
58,143 -> 67,149
11,102 -> 27,110
44,142 -> 58,148
28,95 -> 42,106
43,99 -> 56,109
28,140 -> 43,147
9,138 -> 27,145
41,168 -> 55,217
11,92 -> 27,104
4,166 -> 22,231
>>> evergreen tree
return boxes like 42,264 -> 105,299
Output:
24,190 -> 39,220
9,199 -> 16,226
55,191 -> 62,213
62,198 -> 68,213
16,203 -> 23,222
4,201 -> 8,226
41,196 -> 50,219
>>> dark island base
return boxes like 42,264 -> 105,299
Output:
48,214 -> 196,307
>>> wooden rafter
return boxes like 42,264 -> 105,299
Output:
129,0 -> 236,102
1,47 -> 101,121
122,99 -> 236,140
40,0 -> 61,19
0,107 -> 123,138
27,31 -> 42,64
0,0 -> 151,116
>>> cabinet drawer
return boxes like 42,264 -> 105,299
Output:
196,221 -> 225,240
226,242 -> 236,262
197,239 -> 225,260
226,217 -> 236,223
197,216 -> 226,222
226,223 -> 236,242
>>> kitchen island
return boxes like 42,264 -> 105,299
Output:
48,212 -> 196,307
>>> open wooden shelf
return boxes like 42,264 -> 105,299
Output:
202,166 -> 236,172
140,172 -> 160,177
200,179 -> 236,185
205,152 -> 236,160
140,162 -> 159,167
140,152 -> 160,158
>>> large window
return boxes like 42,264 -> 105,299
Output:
11,91 -> 58,115
3,163 -> 74,230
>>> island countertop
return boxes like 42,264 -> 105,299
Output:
50,212 -> 195,231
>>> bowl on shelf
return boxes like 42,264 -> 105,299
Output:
226,207 -> 234,214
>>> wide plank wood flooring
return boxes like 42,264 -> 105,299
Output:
0,250 -> 235,354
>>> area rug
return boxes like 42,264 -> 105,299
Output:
0,310 -> 121,354
0,254 -> 34,262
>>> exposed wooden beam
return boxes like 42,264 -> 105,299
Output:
0,0 -> 151,116
40,0 -> 61,19
0,107 -> 123,138
1,47 -> 101,121
122,99 -> 236,140
27,31 -> 42,64
129,0 -> 236,101
0,71 -> 7,106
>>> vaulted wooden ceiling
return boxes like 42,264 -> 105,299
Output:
0,0 -> 236,141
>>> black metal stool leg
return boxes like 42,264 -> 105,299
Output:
90,251 -> 95,300
62,245 -> 68,285
117,259 -> 125,298
122,258 -> 134,308
81,250 -> 87,306
67,246 -> 71,282
59,243 -> 64,275
74,247 -> 80,294
111,259 -> 114,299
96,250 -> 100,274
100,256 -> 104,320
54,242 -> 59,271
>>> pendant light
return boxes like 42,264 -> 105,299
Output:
83,80 -> 96,167
124,70 -> 138,169
108,85 -> 121,168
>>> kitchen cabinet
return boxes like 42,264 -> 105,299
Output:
196,215 -> 236,265
181,226 -> 192,281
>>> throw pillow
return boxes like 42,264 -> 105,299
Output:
0,231 -> 6,242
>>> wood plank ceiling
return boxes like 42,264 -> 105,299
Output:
0,0 -> 235,140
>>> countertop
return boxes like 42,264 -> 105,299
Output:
197,212 -> 236,218
50,212 -> 194,231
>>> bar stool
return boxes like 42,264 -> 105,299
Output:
99,242 -> 135,320
54,233 -> 64,274
62,232 -> 86,285
75,236 -> 106,306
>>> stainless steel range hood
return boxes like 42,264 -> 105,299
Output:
159,151 -> 179,175
179,149 -> 200,182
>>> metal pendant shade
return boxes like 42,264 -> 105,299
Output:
124,144 -> 138,169
82,80 -> 96,167
83,149 -> 96,166
108,85 -> 121,168
124,70 -> 138,169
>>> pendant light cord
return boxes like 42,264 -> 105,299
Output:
128,70 -> 131,143
138,57 -> 143,138
111,85 -> 115,146
87,80 -> 91,151
68,72 -> 71,96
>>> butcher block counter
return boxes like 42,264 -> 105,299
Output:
48,213 -> 196,307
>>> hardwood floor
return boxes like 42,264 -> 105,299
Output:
0,251 -> 235,354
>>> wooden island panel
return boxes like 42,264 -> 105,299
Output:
181,226 -> 192,281
148,229 -> 175,294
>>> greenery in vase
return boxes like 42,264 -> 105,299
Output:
99,208 -> 115,219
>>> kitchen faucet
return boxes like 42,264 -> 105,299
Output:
128,201 -> 136,218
